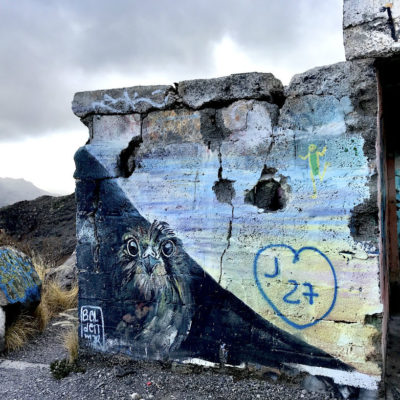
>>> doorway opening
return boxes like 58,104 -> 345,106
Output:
376,55 -> 400,396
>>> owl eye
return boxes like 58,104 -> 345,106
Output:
126,238 -> 139,257
161,240 -> 175,257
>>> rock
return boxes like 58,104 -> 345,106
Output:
0,194 -> 76,266
0,246 -> 41,306
302,375 -> 327,393
0,246 -> 42,348
0,306 -> 5,352
45,251 -> 76,290
129,393 -> 140,400
177,72 -> 284,109
72,85 -> 176,118
358,388 -> 379,400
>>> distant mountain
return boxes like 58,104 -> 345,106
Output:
0,177 -> 52,208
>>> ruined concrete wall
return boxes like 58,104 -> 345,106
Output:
72,63 -> 382,393
344,0 -> 400,60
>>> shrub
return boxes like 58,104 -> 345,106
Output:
4,314 -> 38,352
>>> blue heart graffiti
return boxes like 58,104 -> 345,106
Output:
253,244 -> 337,329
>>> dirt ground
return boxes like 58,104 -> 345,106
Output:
0,317 -> 342,400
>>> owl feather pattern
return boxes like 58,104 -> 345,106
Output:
117,220 -> 194,359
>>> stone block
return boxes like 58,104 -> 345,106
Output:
343,0 -> 400,60
142,109 -> 202,148
177,72 -> 284,109
285,60 -> 376,100
91,114 -> 141,143
283,60 -> 378,161
72,85 -> 176,118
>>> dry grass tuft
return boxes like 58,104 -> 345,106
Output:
4,315 -> 38,352
44,282 -> 78,317
32,256 -> 78,332
33,282 -> 78,332
34,301 -> 50,332
32,255 -> 48,282
63,328 -> 79,363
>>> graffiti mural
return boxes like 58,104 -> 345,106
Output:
80,306 -> 105,348
0,247 -> 41,305
254,244 -> 337,329
299,144 -> 330,198
106,218 -> 349,369
74,67 -> 383,392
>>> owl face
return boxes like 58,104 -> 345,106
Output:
119,220 -> 180,300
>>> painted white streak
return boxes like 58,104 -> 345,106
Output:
0,360 -> 49,370
90,90 -> 169,113
285,363 -> 380,390
180,358 -> 247,369
180,358 -> 218,367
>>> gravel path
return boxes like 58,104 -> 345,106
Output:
0,320 -> 341,400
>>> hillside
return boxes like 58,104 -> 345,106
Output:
0,194 -> 76,265
0,177 -> 52,208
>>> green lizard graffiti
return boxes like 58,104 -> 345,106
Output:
299,144 -> 330,199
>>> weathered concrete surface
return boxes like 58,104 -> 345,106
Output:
91,114 -> 141,143
72,61 -> 382,394
283,60 -> 379,242
343,0 -> 400,60
72,85 -> 176,118
177,72 -> 284,109
284,60 -> 377,151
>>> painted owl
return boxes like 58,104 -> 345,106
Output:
116,220 -> 194,359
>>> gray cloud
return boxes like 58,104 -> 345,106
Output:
0,0 -> 344,141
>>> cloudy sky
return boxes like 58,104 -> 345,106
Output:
0,0 -> 345,194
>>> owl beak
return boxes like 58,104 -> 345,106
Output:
142,246 -> 161,274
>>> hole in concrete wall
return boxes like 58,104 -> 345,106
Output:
119,136 -> 143,178
212,179 -> 235,205
349,196 -> 379,242
244,165 -> 287,212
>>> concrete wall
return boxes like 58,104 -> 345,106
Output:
73,61 -> 382,394
344,0 -> 400,60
